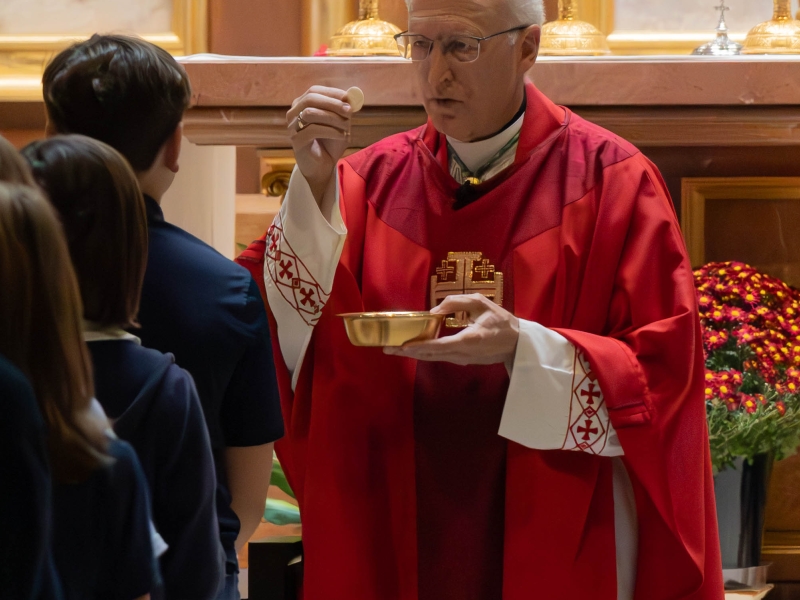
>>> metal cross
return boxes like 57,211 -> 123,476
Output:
715,0 -> 730,29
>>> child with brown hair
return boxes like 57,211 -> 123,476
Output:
25,134 -> 225,600
0,181 -> 155,599
43,36 -> 283,599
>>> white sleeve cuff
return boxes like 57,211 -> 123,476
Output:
499,320 -> 623,457
265,167 -> 347,388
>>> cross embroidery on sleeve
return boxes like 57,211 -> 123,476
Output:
266,213 -> 330,326
561,352 -> 611,454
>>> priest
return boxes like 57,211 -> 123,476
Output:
237,0 -> 724,598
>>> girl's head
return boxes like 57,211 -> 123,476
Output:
0,182 -> 108,482
0,135 -> 35,185
23,135 -> 148,329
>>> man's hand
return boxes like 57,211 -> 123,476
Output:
287,86 -> 352,206
384,294 -> 520,365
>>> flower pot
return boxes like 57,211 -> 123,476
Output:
714,454 -> 774,569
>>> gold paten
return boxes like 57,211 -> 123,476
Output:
339,312 -> 444,347
431,252 -> 504,328
327,0 -> 403,57
540,0 -> 610,56
742,0 -> 800,54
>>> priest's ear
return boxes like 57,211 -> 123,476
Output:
517,25 -> 541,72
162,122 -> 183,174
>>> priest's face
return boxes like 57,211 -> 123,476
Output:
407,0 -> 540,142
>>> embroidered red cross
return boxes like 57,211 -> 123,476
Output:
300,288 -> 316,307
577,419 -> 598,441
279,260 -> 294,280
580,383 -> 601,405
269,233 -> 280,253
473,259 -> 495,280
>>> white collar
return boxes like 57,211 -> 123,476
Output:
83,320 -> 141,344
446,111 -> 525,173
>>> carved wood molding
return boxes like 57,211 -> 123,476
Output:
183,105 -> 800,149
764,530 -> 800,552
184,106 -> 428,147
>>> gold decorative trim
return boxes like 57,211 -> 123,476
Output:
262,171 -> 292,198
258,153 -> 297,200
680,177 -> 800,268
0,0 -> 207,101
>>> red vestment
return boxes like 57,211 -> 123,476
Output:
237,82 -> 724,600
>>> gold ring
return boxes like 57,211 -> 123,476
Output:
296,110 -> 309,131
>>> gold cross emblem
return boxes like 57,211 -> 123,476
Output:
430,252 -> 504,327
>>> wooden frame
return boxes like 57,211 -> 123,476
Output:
0,0 -> 207,101
580,0 -> 750,55
681,177 -> 800,268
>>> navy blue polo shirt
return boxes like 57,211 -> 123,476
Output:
137,196 -> 284,574
89,339 -> 225,599
53,438 -> 155,600
0,354 -> 62,600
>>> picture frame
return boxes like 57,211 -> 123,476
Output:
0,0 -> 207,101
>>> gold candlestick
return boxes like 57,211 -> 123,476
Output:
539,0 -> 610,56
742,0 -> 800,54
327,0 -> 403,56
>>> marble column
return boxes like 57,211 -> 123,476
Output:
161,139 -> 237,259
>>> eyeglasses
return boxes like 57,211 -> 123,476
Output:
394,24 -> 532,63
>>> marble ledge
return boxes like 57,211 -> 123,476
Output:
179,55 -> 800,109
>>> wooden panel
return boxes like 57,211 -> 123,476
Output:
184,105 -> 800,150
0,100 -> 45,149
184,106 -> 427,147
680,177 -> 800,277
766,584 -> 800,600
763,454 -> 800,584
640,146 -> 800,223
209,0 -> 302,56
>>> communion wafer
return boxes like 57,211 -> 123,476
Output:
346,87 -> 365,112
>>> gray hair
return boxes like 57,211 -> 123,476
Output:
404,0 -> 546,27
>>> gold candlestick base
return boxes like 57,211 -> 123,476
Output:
742,0 -> 800,54
540,19 -> 610,55
327,0 -> 402,56
539,0 -> 610,56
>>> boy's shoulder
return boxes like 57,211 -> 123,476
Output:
147,219 -> 252,290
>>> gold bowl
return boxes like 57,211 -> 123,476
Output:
339,312 -> 444,347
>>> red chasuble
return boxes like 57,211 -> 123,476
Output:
237,82 -> 723,600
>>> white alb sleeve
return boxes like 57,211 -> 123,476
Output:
499,319 -> 624,456
265,167 -> 346,389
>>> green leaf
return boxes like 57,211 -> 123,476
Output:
272,455 -> 295,499
236,242 -> 248,251
264,498 -> 301,525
